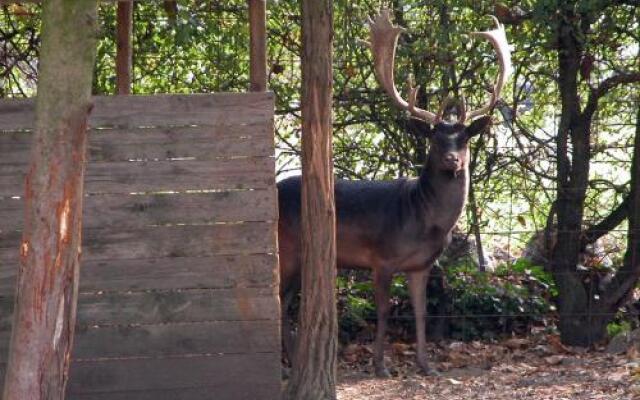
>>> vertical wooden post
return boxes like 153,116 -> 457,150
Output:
285,0 -> 337,399
1,1 -> 98,399
116,1 -> 133,95
248,0 -> 267,92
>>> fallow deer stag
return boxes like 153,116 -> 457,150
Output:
278,9 -> 512,377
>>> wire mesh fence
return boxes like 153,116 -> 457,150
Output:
1,0 -> 639,345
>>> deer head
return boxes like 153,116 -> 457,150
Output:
366,9 -> 512,176
366,9 -> 512,126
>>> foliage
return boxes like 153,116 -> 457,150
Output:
607,319 -> 633,338
336,260 -> 555,343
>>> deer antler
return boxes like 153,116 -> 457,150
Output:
367,10 -> 512,124
466,16 -> 513,121
367,9 -> 439,124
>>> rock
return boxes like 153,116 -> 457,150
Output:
560,356 -> 586,366
606,328 -> 640,354
504,337 -> 530,350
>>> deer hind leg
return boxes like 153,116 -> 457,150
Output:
408,266 -> 439,376
373,268 -> 393,378
281,272 -> 300,367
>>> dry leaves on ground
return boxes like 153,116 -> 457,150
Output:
336,334 -> 640,400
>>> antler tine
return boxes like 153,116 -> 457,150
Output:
458,95 -> 467,123
367,9 -> 439,124
466,15 -> 513,121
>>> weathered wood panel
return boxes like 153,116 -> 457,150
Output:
0,91 -> 280,399
0,320 -> 280,361
0,254 -> 278,296
0,189 -> 276,232
0,123 -> 273,165
1,222 -> 276,264
69,387 -> 280,400
0,157 -> 275,197
0,93 -> 275,131
67,354 -> 281,395
0,287 -> 279,330
1,353 -> 281,399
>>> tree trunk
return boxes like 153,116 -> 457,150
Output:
116,1 -> 133,95
550,7 -> 640,345
425,263 -> 452,340
248,0 -> 267,92
285,0 -> 337,399
549,5 -> 595,346
2,1 -> 98,399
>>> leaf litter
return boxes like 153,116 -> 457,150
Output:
336,333 -> 640,400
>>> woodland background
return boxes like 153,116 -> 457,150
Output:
1,0 -> 639,347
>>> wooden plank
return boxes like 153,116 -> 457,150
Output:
0,254 -> 278,296
0,189 -> 277,232
0,123 -> 273,165
67,354 -> 281,395
0,93 -> 275,131
0,320 -> 280,361
68,386 -> 282,400
0,287 -> 279,330
0,354 -> 282,399
0,156 -> 275,197
0,221 -> 277,264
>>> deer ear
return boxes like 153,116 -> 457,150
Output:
465,116 -> 492,137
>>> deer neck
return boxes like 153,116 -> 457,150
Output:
416,157 -> 469,228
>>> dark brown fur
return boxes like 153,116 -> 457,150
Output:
279,117 -> 491,376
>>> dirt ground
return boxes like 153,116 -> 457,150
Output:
335,334 -> 640,400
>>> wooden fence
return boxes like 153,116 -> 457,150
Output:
0,93 -> 281,399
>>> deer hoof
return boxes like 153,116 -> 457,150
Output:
418,363 -> 440,377
375,366 -> 391,378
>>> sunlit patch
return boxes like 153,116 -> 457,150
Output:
20,240 -> 29,259
59,198 -> 71,242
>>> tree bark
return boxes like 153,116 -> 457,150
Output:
248,0 -> 267,92
549,4 -> 596,346
549,5 -> 640,345
285,0 -> 337,399
116,1 -> 133,95
2,1 -> 98,399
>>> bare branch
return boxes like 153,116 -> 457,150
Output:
583,71 -> 640,122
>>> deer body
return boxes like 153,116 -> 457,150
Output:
279,119 -> 489,376
279,169 -> 466,278
279,9 -> 511,377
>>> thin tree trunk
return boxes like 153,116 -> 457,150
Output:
285,0 -> 337,399
2,1 -> 98,399
116,1 -> 133,95
549,5 -> 594,346
248,0 -> 267,92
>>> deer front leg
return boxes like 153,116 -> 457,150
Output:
281,286 -> 297,366
408,266 -> 439,376
373,268 -> 393,377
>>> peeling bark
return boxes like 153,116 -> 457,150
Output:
285,0 -> 337,399
2,1 -> 98,399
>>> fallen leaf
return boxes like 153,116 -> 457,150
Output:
544,355 -> 565,365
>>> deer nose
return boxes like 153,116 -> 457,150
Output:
444,153 -> 459,163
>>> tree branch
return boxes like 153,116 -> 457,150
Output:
581,195 -> 629,249
583,71 -> 640,122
